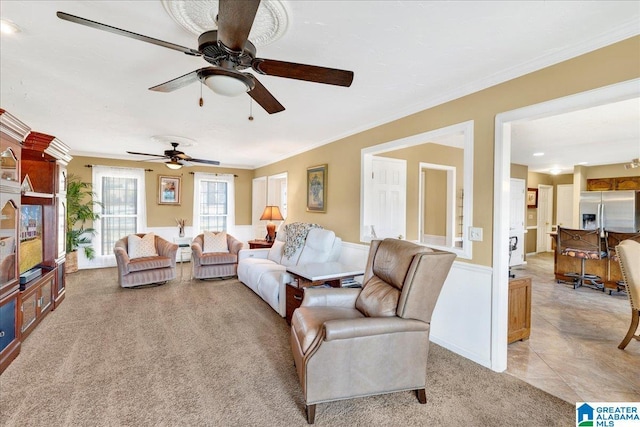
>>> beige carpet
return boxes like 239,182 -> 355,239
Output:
0,268 -> 574,426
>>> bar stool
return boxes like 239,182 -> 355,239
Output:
557,226 -> 607,290
605,230 -> 640,295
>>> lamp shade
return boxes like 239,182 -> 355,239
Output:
259,206 -> 284,221
165,160 -> 183,170
260,206 -> 284,242
204,74 -> 249,97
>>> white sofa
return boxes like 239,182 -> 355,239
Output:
237,228 -> 342,316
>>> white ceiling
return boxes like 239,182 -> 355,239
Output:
512,98 -> 640,174
1,1 -> 639,170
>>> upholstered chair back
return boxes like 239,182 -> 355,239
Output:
355,239 -> 456,323
617,239 -> 640,311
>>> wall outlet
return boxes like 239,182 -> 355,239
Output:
469,227 -> 483,241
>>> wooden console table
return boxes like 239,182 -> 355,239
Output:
508,276 -> 531,344
285,262 -> 364,324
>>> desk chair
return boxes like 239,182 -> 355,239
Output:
605,231 -> 640,295
616,240 -> 640,349
508,236 -> 518,279
557,227 -> 606,290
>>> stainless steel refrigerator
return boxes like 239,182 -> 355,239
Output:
579,190 -> 640,232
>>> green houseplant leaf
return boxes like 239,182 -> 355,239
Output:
66,174 -> 102,259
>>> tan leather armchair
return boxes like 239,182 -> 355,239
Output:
114,233 -> 178,288
191,232 -> 243,279
290,238 -> 456,424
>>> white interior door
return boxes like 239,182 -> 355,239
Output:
267,172 -> 288,221
366,156 -> 406,239
536,185 -> 554,252
556,184 -> 574,229
509,178 -> 525,266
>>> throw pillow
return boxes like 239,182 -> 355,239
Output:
203,231 -> 229,253
128,233 -> 158,259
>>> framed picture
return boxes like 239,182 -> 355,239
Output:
307,164 -> 327,212
158,175 -> 181,205
527,188 -> 538,208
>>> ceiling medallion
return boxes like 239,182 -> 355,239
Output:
151,135 -> 196,148
161,0 -> 289,47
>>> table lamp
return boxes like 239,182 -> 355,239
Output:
260,205 -> 284,242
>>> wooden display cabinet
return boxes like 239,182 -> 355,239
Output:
0,112 -> 71,373
0,109 -> 30,374
508,276 -> 531,344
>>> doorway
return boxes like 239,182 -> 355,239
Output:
493,78 -> 639,372
536,185 -> 553,253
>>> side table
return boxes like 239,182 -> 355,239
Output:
248,239 -> 274,249
285,262 -> 364,324
173,236 -> 192,278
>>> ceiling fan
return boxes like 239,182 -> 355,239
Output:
128,142 -> 220,169
56,0 -> 354,114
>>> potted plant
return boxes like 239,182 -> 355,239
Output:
66,174 -> 102,273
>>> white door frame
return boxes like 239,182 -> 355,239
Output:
493,78 -> 639,372
536,184 -> 553,253
419,162 -> 456,247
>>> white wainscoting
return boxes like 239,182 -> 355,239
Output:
338,241 -> 369,268
430,261 -> 493,368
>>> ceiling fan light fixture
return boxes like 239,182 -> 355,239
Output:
165,160 -> 183,170
204,75 -> 249,97
0,19 -> 21,34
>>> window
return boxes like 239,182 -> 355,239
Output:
193,173 -> 235,234
92,166 -> 146,261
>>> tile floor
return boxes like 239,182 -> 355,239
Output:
506,252 -> 640,403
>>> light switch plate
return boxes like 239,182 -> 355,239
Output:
469,227 -> 483,241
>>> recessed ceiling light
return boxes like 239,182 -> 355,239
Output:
533,152 -> 544,157
0,19 -> 21,34
577,161 -> 588,165
549,168 -> 562,175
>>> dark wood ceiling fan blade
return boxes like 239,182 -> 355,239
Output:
126,151 -> 167,158
189,158 -> 221,166
216,0 -> 260,53
252,58 -> 354,87
247,76 -> 285,114
149,70 -> 202,92
56,11 -> 201,56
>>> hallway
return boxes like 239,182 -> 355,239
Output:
506,252 -> 640,402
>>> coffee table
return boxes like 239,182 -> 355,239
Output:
285,262 -> 364,324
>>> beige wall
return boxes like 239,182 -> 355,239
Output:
254,36 -> 640,267
510,163 -> 528,181
585,163 -> 640,180
66,156 -> 254,227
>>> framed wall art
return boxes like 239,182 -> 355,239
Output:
307,164 -> 327,212
158,175 -> 181,205
527,188 -> 538,208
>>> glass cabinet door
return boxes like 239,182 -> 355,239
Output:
0,148 -> 19,183
40,276 -> 52,312
57,198 -> 66,259
20,291 -> 37,333
0,200 -> 18,289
